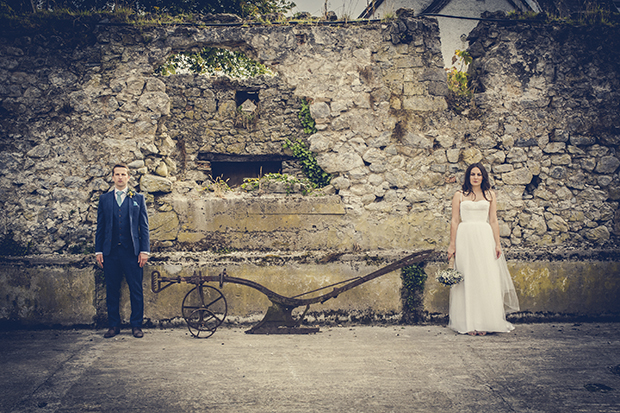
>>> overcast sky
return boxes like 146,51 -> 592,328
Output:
289,0 -> 371,19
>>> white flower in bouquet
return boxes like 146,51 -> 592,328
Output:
436,268 -> 463,286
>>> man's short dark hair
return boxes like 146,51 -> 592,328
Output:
112,163 -> 130,174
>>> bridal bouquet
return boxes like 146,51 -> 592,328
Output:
436,268 -> 463,286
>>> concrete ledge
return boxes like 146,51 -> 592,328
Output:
1,252 -> 619,327
424,260 -> 620,316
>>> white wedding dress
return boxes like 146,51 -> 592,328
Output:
448,199 -> 519,334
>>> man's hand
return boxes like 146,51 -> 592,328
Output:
96,254 -> 104,268
138,252 -> 149,268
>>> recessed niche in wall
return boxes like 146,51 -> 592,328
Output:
235,89 -> 260,129
523,174 -> 541,199
198,153 -> 295,187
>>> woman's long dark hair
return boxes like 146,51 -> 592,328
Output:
462,163 -> 491,201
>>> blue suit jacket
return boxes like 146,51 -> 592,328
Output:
95,190 -> 150,256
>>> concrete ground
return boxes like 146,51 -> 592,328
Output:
1,323 -> 619,413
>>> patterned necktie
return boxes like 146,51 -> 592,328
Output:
116,191 -> 123,206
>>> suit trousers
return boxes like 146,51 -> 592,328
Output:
104,244 -> 144,328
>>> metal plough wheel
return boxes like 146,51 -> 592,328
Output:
181,285 -> 228,338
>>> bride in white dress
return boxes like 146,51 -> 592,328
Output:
447,163 -> 519,336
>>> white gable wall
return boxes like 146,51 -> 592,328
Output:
368,0 -> 525,67
436,0 -> 522,67
364,0 -> 433,18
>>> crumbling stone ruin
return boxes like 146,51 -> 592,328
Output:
0,10 -> 618,326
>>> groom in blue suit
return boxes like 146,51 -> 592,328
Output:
95,164 -> 150,338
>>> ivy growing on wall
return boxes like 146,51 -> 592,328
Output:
156,47 -> 274,78
297,98 -> 317,134
4,0 -> 295,19
400,264 -> 427,324
283,139 -> 332,188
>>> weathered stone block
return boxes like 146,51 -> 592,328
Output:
493,164 -> 514,174
570,135 -> 596,146
125,76 -> 145,95
551,154 -> 572,165
217,100 -> 236,118
503,168 -> 533,185
316,152 -> 364,173
330,176 -> 351,190
506,147 -> 527,162
576,187 -> 608,203
150,211 -> 180,241
475,134 -> 497,149
402,132 -> 433,149
446,148 -> 460,163
384,170 -> 412,188
140,174 -> 173,193
310,101 -> 330,119
584,226 -> 610,243
26,144 -> 51,158
549,166 -> 565,179
595,155 -> 620,174
137,91 -> 170,115
155,162 -> 168,177
547,216 -> 569,232
405,189 -> 429,203
462,148 -> 483,165
403,82 -> 424,95
402,96 -> 447,111
177,231 -> 204,243
543,142 -> 566,153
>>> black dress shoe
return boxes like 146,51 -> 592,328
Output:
132,327 -> 144,338
104,327 -> 120,338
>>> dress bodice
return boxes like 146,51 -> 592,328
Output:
460,200 -> 490,223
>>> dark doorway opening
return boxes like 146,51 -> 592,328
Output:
211,161 -> 281,187
198,153 -> 294,187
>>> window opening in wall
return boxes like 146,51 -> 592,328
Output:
198,153 -> 294,187
235,89 -> 260,129
212,161 -> 281,187
236,90 -> 259,106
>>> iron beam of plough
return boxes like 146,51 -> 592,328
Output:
151,249 -> 437,336
154,249 -> 435,305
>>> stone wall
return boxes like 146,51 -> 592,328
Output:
466,16 -> 620,250
0,12 -> 619,326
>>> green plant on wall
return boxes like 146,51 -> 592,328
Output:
446,49 -> 473,98
283,139 -> 332,188
156,47 -> 274,78
401,264 -> 427,324
445,50 -> 481,117
241,173 -> 315,195
6,0 -> 295,19
235,106 -> 259,129
203,176 -> 232,197
506,8 -> 618,27
297,98 -> 317,134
